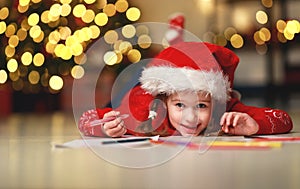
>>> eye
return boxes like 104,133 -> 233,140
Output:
175,103 -> 185,108
196,103 -> 207,108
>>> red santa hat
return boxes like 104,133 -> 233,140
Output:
139,42 -> 239,104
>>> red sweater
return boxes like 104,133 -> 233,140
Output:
78,85 -> 293,137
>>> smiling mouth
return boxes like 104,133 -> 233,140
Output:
181,124 -> 198,130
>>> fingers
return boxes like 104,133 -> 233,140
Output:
103,117 -> 127,137
103,110 -> 120,118
220,112 -> 244,134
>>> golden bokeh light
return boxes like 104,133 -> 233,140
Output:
0,21 -> 7,34
82,9 -> 95,23
277,32 -> 287,43
60,0 -> 72,4
136,25 -> 149,36
71,65 -> 85,79
104,51 -> 118,65
7,59 -> 18,73
5,23 -> 17,38
8,35 -> 19,47
89,25 -> 101,39
254,31 -> 265,45
104,30 -> 119,44
49,75 -> 64,91
261,0 -> 273,8
94,13 -> 108,26
230,34 -> 244,48
276,20 -> 286,33
116,0 -> 129,13
103,4 -> 117,17
61,4 -> 72,17
224,27 -> 237,40
50,4 -> 62,17
122,24 -> 136,38
21,52 -> 33,66
127,49 -> 141,63
19,0 -> 30,7
33,53 -> 45,67
84,0 -> 97,4
138,34 -> 152,49
41,11 -> 50,24
0,70 -> 8,84
71,43 -> 84,56
28,71 -> 40,85
256,10 -> 268,25
18,4 -> 29,13
126,7 -> 141,22
33,30 -> 44,43
73,4 -> 86,18
258,27 -> 271,42
28,13 -> 40,26
118,41 -> 132,54
286,20 -> 300,34
0,7 -> 9,20
115,50 -> 123,63
17,28 -> 28,41
49,30 -> 61,44
5,45 -> 15,58
29,25 -> 42,39
74,53 -> 87,65
284,29 -> 294,40
59,26 -> 72,40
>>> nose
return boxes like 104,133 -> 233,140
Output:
182,108 -> 198,125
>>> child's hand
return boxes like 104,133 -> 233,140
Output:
220,112 -> 259,136
102,111 -> 127,137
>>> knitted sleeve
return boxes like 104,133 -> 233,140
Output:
227,98 -> 293,135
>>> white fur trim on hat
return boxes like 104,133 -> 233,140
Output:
140,66 -> 231,103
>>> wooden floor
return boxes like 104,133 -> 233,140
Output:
0,109 -> 300,189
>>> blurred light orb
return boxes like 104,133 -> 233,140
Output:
71,65 -> 85,79
94,13 -> 108,26
21,52 -> 33,66
0,70 -> 8,84
126,7 -> 141,21
104,51 -> 118,65
49,75 -> 64,91
116,0 -> 129,13
7,59 -> 18,72
127,49 -> 141,63
256,10 -> 268,25
122,24 -> 136,38
230,34 -> 244,48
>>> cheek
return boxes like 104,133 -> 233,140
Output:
199,111 -> 212,125
168,108 -> 182,124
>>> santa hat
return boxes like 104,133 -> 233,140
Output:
165,12 -> 185,45
139,42 -> 239,104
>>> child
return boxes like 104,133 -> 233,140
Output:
78,42 -> 293,137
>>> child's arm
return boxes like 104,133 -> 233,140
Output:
225,98 -> 293,135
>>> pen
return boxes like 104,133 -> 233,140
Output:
102,138 -> 150,144
245,136 -> 300,142
89,114 -> 129,127
101,135 -> 159,145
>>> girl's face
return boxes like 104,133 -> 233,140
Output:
166,91 -> 212,136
